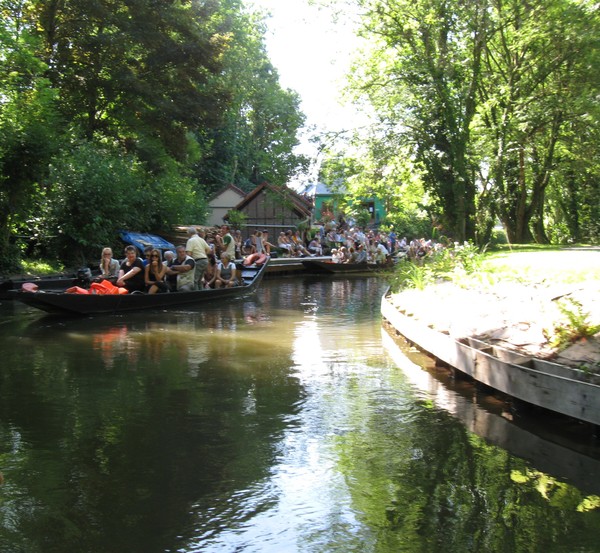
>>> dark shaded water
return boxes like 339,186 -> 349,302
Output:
0,276 -> 599,553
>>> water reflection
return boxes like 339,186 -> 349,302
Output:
1,278 -> 600,553
381,326 -> 600,497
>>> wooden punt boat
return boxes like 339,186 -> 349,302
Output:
1,273 -> 81,300
380,327 -> 600,496
9,258 -> 269,316
300,259 -> 390,274
0,267 -> 105,300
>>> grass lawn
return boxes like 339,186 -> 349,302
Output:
483,248 -> 600,286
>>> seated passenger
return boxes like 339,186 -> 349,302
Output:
215,252 -> 238,288
165,245 -> 196,292
255,230 -> 265,255
98,247 -> 120,281
203,253 -> 217,289
331,249 -> 343,263
374,247 -> 387,264
355,244 -> 368,263
243,233 -> 256,256
278,232 -> 293,255
308,237 -> 323,256
117,245 -> 146,292
291,230 -> 311,257
142,245 -> 153,266
345,246 -> 358,263
262,230 -> 275,255
163,250 -> 175,267
339,246 -> 350,263
234,229 -> 243,259
145,249 -> 168,294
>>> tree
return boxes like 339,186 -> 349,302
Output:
33,0 -> 228,166
42,140 -> 208,265
318,138 -> 431,238
473,0 -> 599,244
0,0 -> 64,268
333,0 -> 600,244
195,3 -> 309,193
0,0 -> 310,270
346,0 -> 489,241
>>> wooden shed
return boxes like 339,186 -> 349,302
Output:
231,181 -> 313,238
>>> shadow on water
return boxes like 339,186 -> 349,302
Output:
0,295 -> 309,553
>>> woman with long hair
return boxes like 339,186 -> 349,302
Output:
144,249 -> 168,294
99,247 -> 120,281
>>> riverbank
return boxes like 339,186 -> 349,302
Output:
387,249 -> 600,370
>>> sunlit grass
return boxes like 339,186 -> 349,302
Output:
482,250 -> 600,286
19,260 -> 65,276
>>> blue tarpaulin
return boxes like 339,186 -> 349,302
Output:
118,231 -> 175,254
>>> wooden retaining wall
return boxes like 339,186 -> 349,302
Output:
380,293 -> 600,427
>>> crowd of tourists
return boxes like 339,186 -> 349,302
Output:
94,218 -> 445,295
97,225 -> 240,295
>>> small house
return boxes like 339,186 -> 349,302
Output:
300,181 -> 386,228
207,184 -> 247,227
230,181 -> 313,238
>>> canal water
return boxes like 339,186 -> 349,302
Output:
0,276 -> 599,553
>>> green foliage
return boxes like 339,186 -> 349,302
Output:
351,207 -> 371,228
0,76 -> 63,265
44,141 -> 153,264
390,241 -> 486,292
347,0 -> 486,241
43,141 -> 207,265
0,0 -> 308,269
0,243 -> 23,274
489,228 -> 508,246
319,140 -> 432,238
225,209 -> 247,229
337,0 -> 600,246
20,259 -> 65,275
149,171 -> 208,230
391,260 -> 435,291
194,5 -> 309,191
546,298 -> 600,351
382,210 -> 431,241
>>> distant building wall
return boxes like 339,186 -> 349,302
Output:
234,182 -> 312,240
207,186 -> 246,226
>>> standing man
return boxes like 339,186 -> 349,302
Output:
185,226 -> 211,290
220,225 -> 236,259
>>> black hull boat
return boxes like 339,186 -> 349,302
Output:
300,259 -> 389,274
0,269 -> 97,300
9,259 -> 269,316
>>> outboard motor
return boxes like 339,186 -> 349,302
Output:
76,267 -> 92,287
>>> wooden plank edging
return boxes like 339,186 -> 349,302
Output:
381,292 -> 600,426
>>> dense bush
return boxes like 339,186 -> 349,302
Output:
39,141 -> 210,266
